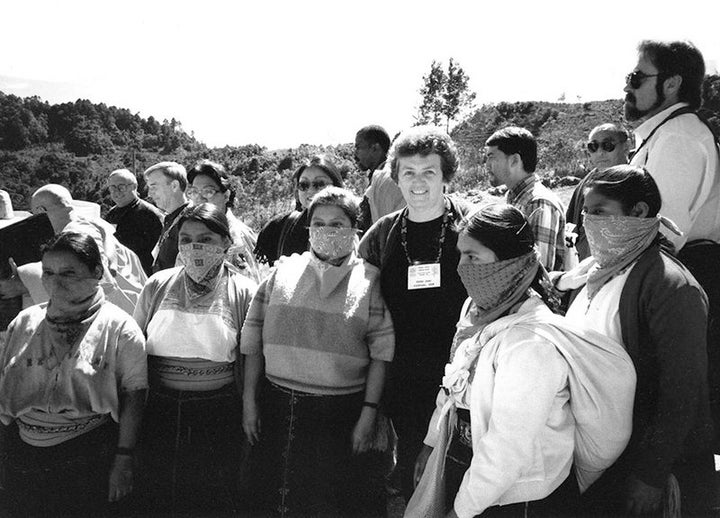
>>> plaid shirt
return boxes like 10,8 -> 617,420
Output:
506,174 -> 566,271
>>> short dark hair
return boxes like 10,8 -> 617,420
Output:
307,186 -> 361,228
178,202 -> 232,241
389,126 -> 458,182
485,127 -> 537,173
187,159 -> 235,208
356,125 -> 391,154
584,165 -> 662,217
41,231 -> 103,275
291,154 -> 344,188
589,123 -> 630,143
639,40 -> 705,110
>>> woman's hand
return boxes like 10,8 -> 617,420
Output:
413,444 -> 434,488
108,454 -> 134,502
555,256 -> 595,292
243,397 -> 261,445
351,408 -> 377,454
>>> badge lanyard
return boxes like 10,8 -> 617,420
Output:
401,204 -> 449,290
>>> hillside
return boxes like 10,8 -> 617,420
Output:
2,75 -> 719,231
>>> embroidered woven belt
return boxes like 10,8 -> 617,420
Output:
152,362 -> 234,377
17,413 -> 108,435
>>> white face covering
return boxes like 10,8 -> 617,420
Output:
178,243 -> 226,284
308,227 -> 357,262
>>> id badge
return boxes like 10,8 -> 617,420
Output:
407,263 -> 441,290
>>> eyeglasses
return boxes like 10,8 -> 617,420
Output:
186,186 -> 221,199
625,70 -> 659,90
586,140 -> 617,153
108,183 -> 133,193
297,180 -> 331,192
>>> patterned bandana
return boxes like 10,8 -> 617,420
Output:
44,287 -> 104,362
584,214 -> 680,300
451,251 -> 540,360
43,275 -> 101,319
308,227 -> 358,262
178,243 -> 227,284
457,251 -> 539,311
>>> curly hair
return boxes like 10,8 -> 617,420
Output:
389,126 -> 458,182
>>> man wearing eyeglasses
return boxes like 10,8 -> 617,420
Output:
565,124 -> 630,261
581,39 -> 718,517
106,169 -> 163,275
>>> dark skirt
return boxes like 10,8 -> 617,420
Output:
248,381 -> 387,517
138,382 -> 248,515
444,409 -> 580,518
1,420 -> 118,517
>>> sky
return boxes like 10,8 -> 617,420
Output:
1,0 -> 718,150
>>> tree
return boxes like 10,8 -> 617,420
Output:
416,59 -> 476,132
0,93 -> 48,150
417,61 -> 446,127
65,118 -> 114,156
442,58 -> 476,133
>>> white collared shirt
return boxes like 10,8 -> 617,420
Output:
631,103 -> 720,249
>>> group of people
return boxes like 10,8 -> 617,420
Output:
0,37 -> 718,518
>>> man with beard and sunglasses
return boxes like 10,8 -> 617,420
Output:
624,40 -> 720,249
623,39 -> 720,512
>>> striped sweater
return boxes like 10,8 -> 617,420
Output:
240,251 -> 395,395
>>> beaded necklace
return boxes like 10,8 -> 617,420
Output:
400,202 -> 450,266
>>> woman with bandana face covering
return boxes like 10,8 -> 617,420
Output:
132,203 -> 256,515
407,204 -> 635,518
554,165 -> 715,517
0,231 -> 147,517
241,187 -> 395,517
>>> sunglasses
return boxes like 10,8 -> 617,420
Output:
297,180 -> 331,192
586,140 -> 617,153
625,70 -> 659,90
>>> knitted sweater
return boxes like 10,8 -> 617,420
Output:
240,251 -> 395,395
